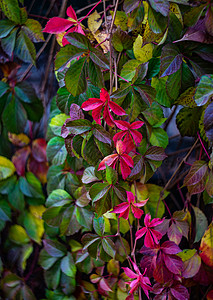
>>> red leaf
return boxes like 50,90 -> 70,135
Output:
27,156 -> 49,184
12,146 -> 31,176
66,5 -> 77,20
160,241 -> 181,255
43,17 -> 73,33
163,253 -> 183,275
99,278 -> 113,292
32,138 -> 47,162
170,284 -> 189,300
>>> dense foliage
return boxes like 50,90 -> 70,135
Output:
0,0 -> 213,299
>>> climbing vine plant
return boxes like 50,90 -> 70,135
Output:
0,0 -> 213,299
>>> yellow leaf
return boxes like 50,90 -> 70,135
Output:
169,3 -> 183,25
9,225 -> 30,245
142,1 -> 149,25
28,205 -> 46,244
56,31 -> 66,47
143,22 -> 166,44
0,156 -> 16,180
29,205 -> 46,218
88,10 -> 102,33
8,132 -> 30,147
133,35 -> 153,63
110,11 -> 128,31
200,222 -> 213,268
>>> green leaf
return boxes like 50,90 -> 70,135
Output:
19,172 -> 45,199
93,216 -> 104,236
65,119 -> 92,136
76,206 -> 93,230
82,167 -> 99,184
19,7 -> 28,24
160,44 -> 182,77
0,0 -> 21,23
8,180 -> 25,210
112,28 -> 133,52
2,96 -> 27,133
192,206 -> 208,243
194,75 -> 213,106
65,57 -> 87,96
176,107 -> 202,137
128,4 -> 144,30
65,32 -> 90,49
90,182 -> 110,202
60,253 -> 76,277
44,260 -> 61,290
166,67 -> 181,100
55,45 -> 85,71
142,183 -> 168,218
132,62 -> 149,84
14,31 -> 36,65
0,81 -> 9,97
46,189 -> 72,207
1,27 -> 17,57
129,89 -> 147,121
9,225 -> 30,245
148,6 -> 168,34
22,19 -> 45,42
89,48 -> 109,69
148,0 -> 169,16
142,102 -> 166,127
102,238 -> 116,258
183,4 -> 206,27
46,137 -> 67,166
43,239 -> 66,257
105,165 -> 118,185
82,135 -> 102,166
0,19 -> 16,38
0,156 -> 16,180
88,60 -> 104,89
120,60 -> 141,82
151,76 -> 172,107
150,127 -> 168,148
49,114 -> 68,136
39,249 -> 59,270
0,199 -> 11,221
60,205 -> 81,236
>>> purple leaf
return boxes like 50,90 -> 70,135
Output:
160,44 -> 182,77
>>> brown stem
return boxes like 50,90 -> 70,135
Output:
155,138 -> 199,217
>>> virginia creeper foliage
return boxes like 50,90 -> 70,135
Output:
0,0 -> 213,299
